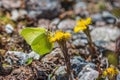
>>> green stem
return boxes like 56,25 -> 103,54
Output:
84,28 -> 96,55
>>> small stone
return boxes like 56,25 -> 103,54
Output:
19,9 -> 27,18
54,66 -> 69,80
38,19 -> 50,29
28,10 -> 42,19
72,33 -> 88,47
5,24 -> 14,34
5,51 -> 28,65
95,41 -> 115,51
57,19 -> 76,30
78,65 -> 99,80
28,51 -> 40,60
91,27 -> 120,42
5,51 -> 40,65
72,39 -> 87,47
91,13 -> 102,22
55,66 -> 66,76
41,48 -> 63,63
117,72 -> 120,80
1,0 -> 22,9
26,0 -> 61,19
11,10 -> 19,21
74,2 -> 87,15
50,18 -> 60,25
102,11 -> 116,24
71,56 -> 95,77
0,1 -> 2,7
95,21 -> 106,26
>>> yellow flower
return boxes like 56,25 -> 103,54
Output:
49,31 -> 71,42
64,32 -> 71,39
103,71 -> 107,76
74,17 -> 92,33
103,67 -> 119,77
84,17 -> 91,25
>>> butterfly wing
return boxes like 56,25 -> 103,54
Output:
20,28 -> 53,55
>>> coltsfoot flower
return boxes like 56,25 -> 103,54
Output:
103,67 -> 119,78
74,17 -> 92,33
49,30 -> 71,42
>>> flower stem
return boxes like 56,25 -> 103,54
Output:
59,40 -> 73,80
84,28 -> 96,55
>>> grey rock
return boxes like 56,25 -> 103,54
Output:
95,41 -> 115,51
0,1 -> 2,7
26,0 -> 61,19
72,33 -> 87,47
38,19 -> 50,29
49,18 -> 60,30
72,35 -> 78,40
91,13 -> 102,22
113,2 -> 120,7
78,65 -> 99,80
5,51 -> 40,65
75,16 -> 81,21
28,51 -> 40,60
11,9 -> 27,20
19,9 -> 28,18
95,21 -> 106,26
28,10 -> 42,19
72,39 -> 87,47
5,24 -> 14,34
55,66 -> 66,76
54,56 -> 95,80
74,2 -> 87,15
1,0 -> 22,9
57,19 -> 76,30
100,57 -> 109,68
117,72 -> 120,80
54,66 -> 69,80
91,27 -> 120,42
41,48 -> 63,63
95,41 -> 109,47
71,56 -> 95,77
102,11 -> 114,18
50,18 -> 60,25
11,10 -> 19,21
102,11 -> 116,24
5,51 -> 28,65
65,30 -> 73,34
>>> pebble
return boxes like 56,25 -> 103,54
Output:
28,51 -> 40,60
74,1 -> 87,15
11,10 -> 19,21
78,65 -> 99,80
5,24 -> 14,34
71,56 -> 95,77
5,51 -> 40,65
102,11 -> 116,24
54,66 -> 68,80
1,0 -> 22,9
91,26 -> 120,42
57,19 -> 76,30
26,0 -> 61,19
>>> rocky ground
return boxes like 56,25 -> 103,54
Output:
0,0 -> 120,80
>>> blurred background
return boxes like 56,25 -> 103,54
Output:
0,0 -> 120,80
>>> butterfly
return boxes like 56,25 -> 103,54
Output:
20,27 -> 53,55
